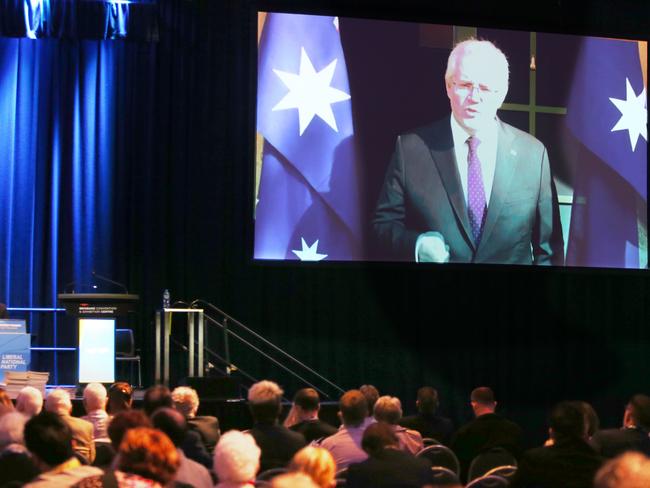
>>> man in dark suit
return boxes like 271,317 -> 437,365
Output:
373,39 -> 563,265
172,386 -> 221,454
512,401 -> 603,488
288,388 -> 337,443
591,394 -> 650,458
347,422 -> 433,488
248,380 -> 306,472
451,387 -> 522,482
400,387 -> 454,445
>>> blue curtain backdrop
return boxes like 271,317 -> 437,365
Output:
0,0 -> 157,383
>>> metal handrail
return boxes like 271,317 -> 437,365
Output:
190,299 -> 345,399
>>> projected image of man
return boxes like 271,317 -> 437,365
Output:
373,39 -> 563,265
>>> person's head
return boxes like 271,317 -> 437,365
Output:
293,388 -> 320,420
416,386 -> 439,415
359,385 -> 379,417
0,411 -> 28,449
290,446 -> 336,488
116,427 -> 179,485
248,380 -> 283,424
570,400 -> 600,438
624,395 -> 650,431
549,401 -> 586,441
445,39 -> 509,135
24,411 -> 74,469
171,386 -> 200,418
108,382 -> 133,414
214,430 -> 261,483
107,409 -> 152,449
271,472 -> 319,488
45,388 -> 73,416
361,422 -> 399,457
338,390 -> 368,427
16,386 -> 43,417
83,382 -> 108,413
594,452 -> 650,488
143,385 -> 173,417
0,388 -> 14,416
151,407 -> 187,447
470,387 -> 496,417
0,303 -> 7,319
373,396 -> 403,425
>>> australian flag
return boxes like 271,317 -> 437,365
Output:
254,13 -> 362,261
566,37 -> 647,268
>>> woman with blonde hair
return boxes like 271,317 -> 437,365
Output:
289,446 -> 336,488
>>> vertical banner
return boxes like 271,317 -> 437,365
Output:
0,319 -> 30,382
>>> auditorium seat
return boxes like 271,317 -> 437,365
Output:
416,444 -> 460,475
468,446 -> 517,481
465,474 -> 509,488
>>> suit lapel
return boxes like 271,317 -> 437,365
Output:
429,145 -> 475,250
479,121 -> 519,249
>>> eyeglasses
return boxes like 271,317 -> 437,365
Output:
451,80 -> 499,97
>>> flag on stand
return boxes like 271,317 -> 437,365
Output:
254,13 -> 362,261
566,37 -> 647,268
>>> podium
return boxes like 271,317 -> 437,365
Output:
58,293 -> 139,383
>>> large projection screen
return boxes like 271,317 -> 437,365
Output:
254,12 -> 648,269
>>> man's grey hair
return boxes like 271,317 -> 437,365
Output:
15,387 -> 43,417
248,380 -> 284,404
172,386 -> 200,417
445,38 -> 509,91
373,395 -> 403,425
214,430 -> 261,483
0,412 -> 28,449
83,382 -> 108,411
45,388 -> 73,415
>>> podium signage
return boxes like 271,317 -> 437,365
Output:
0,332 -> 30,382
0,319 -> 26,334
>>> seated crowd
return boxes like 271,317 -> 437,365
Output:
0,381 -> 649,487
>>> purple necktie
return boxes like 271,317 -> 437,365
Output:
467,136 -> 487,245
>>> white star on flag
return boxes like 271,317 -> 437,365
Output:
272,47 -> 351,136
609,77 -> 647,151
292,238 -> 328,261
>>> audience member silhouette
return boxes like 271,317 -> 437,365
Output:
511,401 -> 603,488
400,387 -> 454,445
592,394 -> 650,458
451,387 -> 523,481
248,380 -> 306,472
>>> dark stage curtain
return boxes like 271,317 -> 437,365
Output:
0,0 -> 648,447
0,1 -> 157,384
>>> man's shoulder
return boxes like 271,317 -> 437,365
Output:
66,415 -> 94,432
25,465 -> 102,487
398,118 -> 453,150
499,119 -> 546,150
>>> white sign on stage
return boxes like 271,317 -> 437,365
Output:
78,318 -> 115,383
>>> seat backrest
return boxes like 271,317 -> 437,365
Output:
416,444 -> 460,475
115,328 -> 135,356
468,447 -> 518,481
484,465 -> 517,479
430,466 -> 460,485
465,474 -> 509,488
422,437 -> 441,446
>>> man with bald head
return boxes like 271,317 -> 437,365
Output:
373,38 -> 563,265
